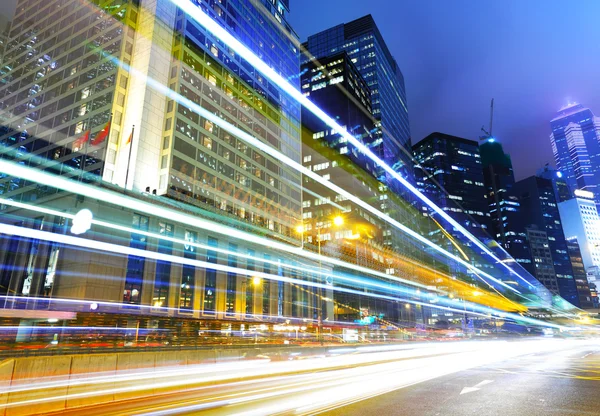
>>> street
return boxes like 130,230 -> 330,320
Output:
13,338 -> 595,416
328,339 -> 600,416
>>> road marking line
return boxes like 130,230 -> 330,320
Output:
460,380 -> 494,395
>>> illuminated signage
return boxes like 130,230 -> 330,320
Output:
574,189 -> 594,199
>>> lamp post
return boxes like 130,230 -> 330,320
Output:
297,215 -> 344,345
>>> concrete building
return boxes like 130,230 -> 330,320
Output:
0,0 -> 315,323
565,237 -> 594,309
558,190 -> 600,271
536,165 -> 571,204
478,137 -> 531,275
522,226 -> 559,294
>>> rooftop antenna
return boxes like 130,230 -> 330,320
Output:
480,98 -> 494,140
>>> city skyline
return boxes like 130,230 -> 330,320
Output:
289,0 -> 600,180
0,2 -> 599,414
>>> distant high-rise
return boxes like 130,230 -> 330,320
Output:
565,237 -> 594,309
511,176 -> 579,306
413,132 -> 489,241
550,103 -> 600,207
522,226 -> 559,294
303,15 -> 412,177
479,138 -> 520,245
558,190 -> 600,271
536,165 -> 571,203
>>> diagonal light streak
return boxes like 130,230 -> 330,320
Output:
107,54 -> 521,296
169,0 -> 535,290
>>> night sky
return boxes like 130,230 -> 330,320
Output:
289,0 -> 600,180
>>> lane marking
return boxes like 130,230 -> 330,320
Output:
460,379 -> 494,395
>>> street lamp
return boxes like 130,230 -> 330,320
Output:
333,215 -> 344,227
297,214 -> 344,345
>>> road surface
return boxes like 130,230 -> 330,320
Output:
4,338 -> 599,415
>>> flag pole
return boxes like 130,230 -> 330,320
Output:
125,125 -> 135,190
79,114 -> 91,183
100,112 -> 113,183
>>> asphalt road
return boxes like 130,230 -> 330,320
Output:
8,338 -> 599,416
326,339 -> 600,416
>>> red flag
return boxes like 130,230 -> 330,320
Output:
90,120 -> 111,146
72,130 -> 90,152
125,129 -> 133,145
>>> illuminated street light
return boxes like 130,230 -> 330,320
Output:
333,216 -> 344,227
252,276 -> 262,286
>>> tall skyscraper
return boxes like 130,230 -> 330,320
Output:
303,15 -> 412,177
479,138 -> 520,244
511,175 -> 579,306
0,0 -> 309,318
0,0 -> 301,240
522,225 -> 559,294
550,103 -> 600,207
413,132 -> 489,242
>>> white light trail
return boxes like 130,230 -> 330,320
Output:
0,159 -> 443,295
106,54 -> 520,296
0,222 -> 564,327
3,340 -> 576,411
169,0 -> 536,290
0,195 -> 436,298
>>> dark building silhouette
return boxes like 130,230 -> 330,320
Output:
511,176 -> 580,306
565,238 -> 594,309
413,132 -> 489,242
303,14 -> 412,178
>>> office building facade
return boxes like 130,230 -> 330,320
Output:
536,165 -> 571,204
558,190 -> 600,271
303,15 -> 412,177
479,138 -> 525,250
523,226 -> 559,294
0,0 -> 302,239
413,133 -> 489,242
0,0 -> 316,322
511,176 -> 579,305
565,238 -> 594,309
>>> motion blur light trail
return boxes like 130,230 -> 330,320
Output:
0,222 -> 556,326
168,0 -> 535,290
0,159 -> 535,324
101,55 -> 523,299
0,159 -> 442,294
2,339 -> 592,415
0,196 -> 438,297
0,195 -> 529,315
